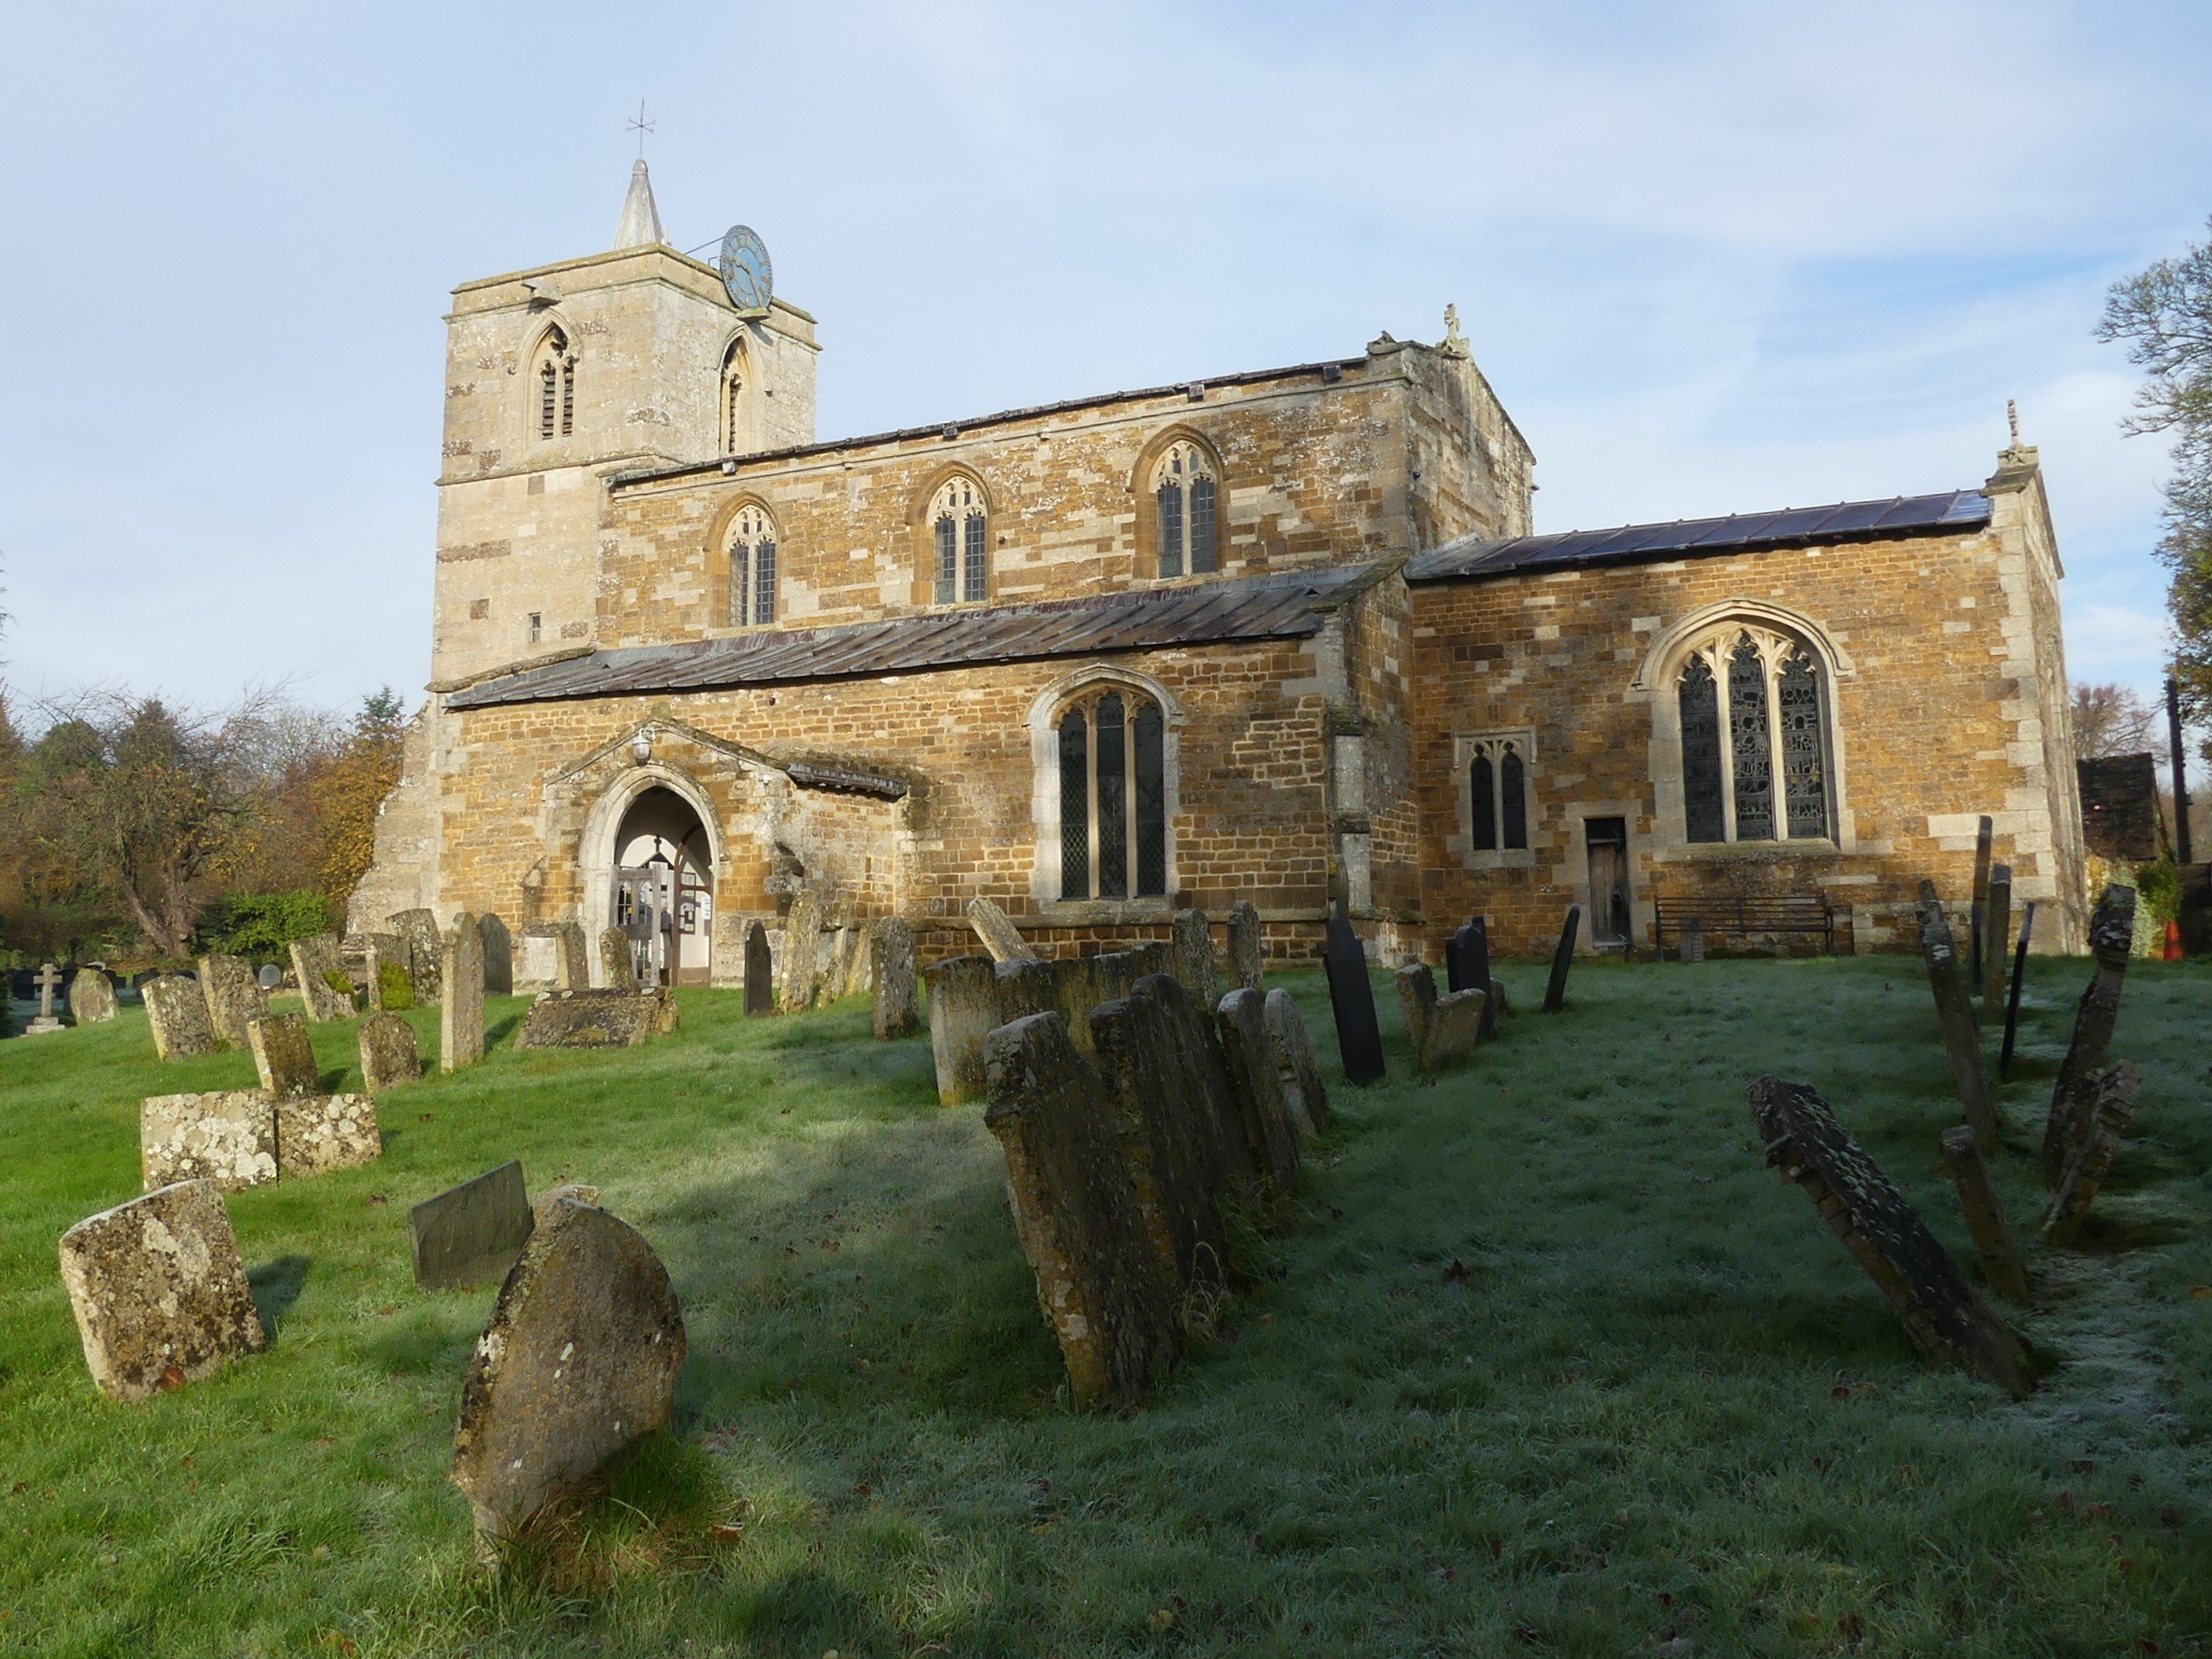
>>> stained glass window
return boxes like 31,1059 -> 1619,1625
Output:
1727,635 -> 1774,841
1779,649 -> 1828,838
1134,701 -> 1166,896
1680,657 -> 1725,844
1470,752 -> 1496,851
1500,744 -> 1528,849
1058,709 -> 1089,898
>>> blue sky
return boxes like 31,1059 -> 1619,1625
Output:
3,0 -> 2208,720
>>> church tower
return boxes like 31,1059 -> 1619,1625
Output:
428,161 -> 819,686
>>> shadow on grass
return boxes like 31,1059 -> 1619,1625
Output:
248,1254 -> 311,1340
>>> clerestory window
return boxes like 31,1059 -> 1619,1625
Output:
1675,626 -> 1832,844
931,475 -> 989,605
532,327 -> 575,441
1153,441 -> 1219,578
727,503 -> 778,627
1057,686 -> 1167,900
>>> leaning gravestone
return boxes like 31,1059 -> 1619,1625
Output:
1214,988 -> 1304,1205
358,1012 -> 422,1096
290,933 -> 356,1022
277,1093 -> 382,1177
966,895 -> 1040,964
1915,884 -> 1997,1153
598,926 -> 638,993
1322,909 -> 1386,1086
69,966 -> 118,1025
142,974 -> 219,1061
449,1194 -> 686,1542
871,915 -> 919,1039
743,920 -> 774,1016
58,1179 -> 267,1401
1263,988 -> 1333,1140
1226,900 -> 1264,992
2042,1062 -> 2142,1244
442,910 -> 486,1073
515,988 -> 678,1050
1998,902 -> 2037,1084
1938,1125 -> 2031,1304
924,955 -> 998,1105
551,921 -> 590,992
411,1161 -> 534,1290
141,1091 -> 278,1192
1981,863 -> 2014,1009
1968,814 -> 1996,986
2041,884 -> 2138,1188
1541,905 -> 1582,1013
1170,907 -> 1217,1009
1394,962 -> 1486,1074
198,954 -> 267,1049
778,889 -> 827,1012
389,908 -> 445,1002
984,1011 -> 1180,1408
247,1012 -> 319,1100
1749,1075 -> 2036,1397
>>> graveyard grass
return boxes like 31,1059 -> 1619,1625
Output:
4,956 -> 2212,1657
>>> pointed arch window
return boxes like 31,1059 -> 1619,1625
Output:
531,327 -> 575,441
1465,735 -> 1532,855
726,503 -> 778,627
1153,441 -> 1219,578
1673,626 -> 1833,845
1056,685 -> 1167,900
931,475 -> 988,605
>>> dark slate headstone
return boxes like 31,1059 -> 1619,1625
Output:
411,1161 -> 535,1290
1541,905 -> 1582,1013
1445,917 -> 1495,1038
743,921 -> 773,1017
1998,901 -> 2036,1084
1321,909 -> 1385,1086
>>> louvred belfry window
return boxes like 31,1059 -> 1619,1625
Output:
727,504 -> 778,627
1153,441 -> 1219,578
1057,686 -> 1167,900
1674,626 -> 1833,845
930,476 -> 988,604
531,327 -> 574,441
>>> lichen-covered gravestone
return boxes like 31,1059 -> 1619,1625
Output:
1263,988 -> 1333,1140
443,911 -> 485,1073
247,1012 -> 319,1099
1393,963 -> 1485,1074
277,1093 -> 382,1177
871,915 -> 919,1039
966,895 -> 1039,964
364,933 -> 408,1011
290,933 -> 356,1022
197,955 -> 266,1049
141,1091 -> 278,1192
1214,988 -> 1304,1206
1749,1075 -> 2036,1398
2041,884 -> 2138,1187
924,955 -> 998,1105
2042,1062 -> 2141,1244
779,889 -> 827,1011
389,908 -> 445,1002
1226,900 -> 1264,992
598,926 -> 638,993
515,988 -> 678,1050
69,966 -> 118,1024
411,1161 -> 534,1290
1915,885 -> 1997,1151
1170,907 -> 1217,1007
59,1179 -> 267,1401
449,1195 -> 685,1541
143,973 -> 220,1060
358,1012 -> 422,1096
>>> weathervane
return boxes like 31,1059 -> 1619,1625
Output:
627,100 -> 656,160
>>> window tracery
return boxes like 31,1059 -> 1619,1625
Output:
1467,736 -> 1531,853
727,503 -> 778,627
531,327 -> 575,441
930,475 -> 988,604
1056,684 -> 1167,900
1152,441 -> 1218,578
1673,625 -> 1832,845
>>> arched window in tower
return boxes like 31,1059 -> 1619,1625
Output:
1672,625 -> 1833,845
930,475 -> 988,605
531,327 -> 575,441
720,339 -> 747,454
1152,441 -> 1219,578
1055,684 -> 1168,900
726,503 -> 778,627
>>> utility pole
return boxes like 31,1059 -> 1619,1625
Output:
2169,674 -> 2194,867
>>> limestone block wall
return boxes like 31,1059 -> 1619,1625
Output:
1399,344 -> 1536,551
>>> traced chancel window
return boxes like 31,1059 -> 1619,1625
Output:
727,503 -> 778,627
1675,625 -> 1833,844
930,475 -> 988,605
1153,441 -> 1218,578
1464,733 -> 1533,855
532,327 -> 575,441
1057,686 -> 1167,900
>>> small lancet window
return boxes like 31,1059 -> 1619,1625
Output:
721,340 -> 747,454
1153,441 -> 1219,578
1057,684 -> 1168,901
1674,627 -> 1832,845
531,327 -> 574,441
1466,737 -> 1530,854
727,504 -> 778,627
930,476 -> 988,604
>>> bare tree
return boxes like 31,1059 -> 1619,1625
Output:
2072,682 -> 2161,759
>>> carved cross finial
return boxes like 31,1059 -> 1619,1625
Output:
2007,398 -> 2020,447
1442,303 -> 1469,357
627,100 -> 657,160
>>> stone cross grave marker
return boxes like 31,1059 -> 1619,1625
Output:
59,1179 -> 267,1401
1215,988 -> 1304,1206
2042,1061 -> 2141,1243
27,963 -> 65,1035
1395,962 -> 1485,1074
1998,902 -> 2037,1084
1541,904 -> 1582,1013
142,973 -> 219,1060
2041,884 -> 2138,1187
779,889 -> 827,1011
515,988 -> 678,1050
871,915 -> 919,1039
1264,988 -> 1333,1140
358,1012 -> 422,1096
443,911 -> 486,1073
247,1012 -> 319,1099
1322,909 -> 1385,1086
449,1195 -> 685,1542
1938,1125 -> 2031,1304
1226,900 -> 1264,991
1915,883 -> 1997,1152
598,926 -> 638,993
1170,907 -> 1217,1008
411,1161 -> 534,1290
69,966 -> 117,1024
198,954 -> 266,1048
1749,1076 -> 2036,1397
966,895 -> 1039,964
141,1091 -> 278,1192
743,920 -> 774,1015
1969,813 -> 1995,986
1981,864 -> 2013,1009
290,933 -> 356,1022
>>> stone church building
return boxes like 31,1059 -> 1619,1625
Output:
353,162 -> 2088,982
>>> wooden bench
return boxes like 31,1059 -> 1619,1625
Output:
1652,893 -> 1838,956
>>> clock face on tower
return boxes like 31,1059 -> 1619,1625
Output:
717,225 -> 773,315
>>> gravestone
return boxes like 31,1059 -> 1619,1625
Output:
449,1195 -> 685,1542
69,965 -> 117,1024
871,915 -> 919,1039
1393,963 -> 1485,1074
598,926 -> 638,993
1170,907 -> 1217,1008
290,933 -> 356,1021
358,1012 -> 422,1096
984,1011 -> 1180,1408
277,1093 -> 382,1177
515,925 -> 561,994
826,892 -> 867,1001
1541,906 -> 1582,1013
1263,988 -> 1333,1140
1226,900 -> 1264,992
2041,885 -> 2139,1187
26,962 -> 65,1035
389,908 -> 445,1001
141,1091 -> 278,1192
552,921 -> 590,991
743,920 -> 774,1015
1915,885 -> 1997,1152
1969,814 -> 1995,986
1749,1076 -> 2035,1398
364,933 -> 409,1010
198,954 -> 266,1048
246,1012 -> 319,1099
442,911 -> 486,1074
2042,1062 -> 2142,1243
479,912 -> 513,994
966,895 -> 1039,963
1679,915 -> 1705,964
58,1179 -> 267,1401
1322,909 -> 1385,1086
924,955 -> 998,1105
411,1161 -> 534,1290
1447,917 -> 1499,1039
1998,902 -> 2037,1084
514,988 -> 678,1050
142,974 -> 219,1060
778,889 -> 826,1012
1939,1126 -> 2031,1304
1981,863 -> 2013,1009
1214,988 -> 1303,1204
257,963 -> 284,992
